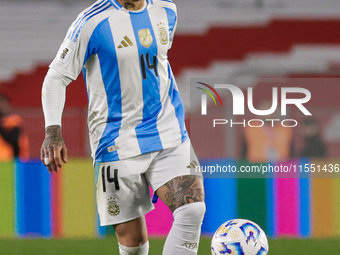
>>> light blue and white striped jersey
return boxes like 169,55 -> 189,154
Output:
50,0 -> 188,162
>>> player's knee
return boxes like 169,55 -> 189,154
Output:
118,241 -> 149,255
173,202 -> 206,227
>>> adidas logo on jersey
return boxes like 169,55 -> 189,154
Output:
118,36 -> 134,49
187,160 -> 199,169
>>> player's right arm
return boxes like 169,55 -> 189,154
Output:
41,69 -> 71,173
40,8 -> 96,172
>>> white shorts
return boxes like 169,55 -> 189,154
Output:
94,139 -> 202,226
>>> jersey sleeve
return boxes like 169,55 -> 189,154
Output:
160,0 -> 177,49
168,14 -> 177,49
49,15 -> 94,80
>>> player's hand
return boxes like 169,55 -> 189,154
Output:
40,125 -> 68,173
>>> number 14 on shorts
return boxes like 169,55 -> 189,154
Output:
101,166 -> 120,192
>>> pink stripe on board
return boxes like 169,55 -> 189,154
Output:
145,189 -> 173,236
275,160 -> 300,237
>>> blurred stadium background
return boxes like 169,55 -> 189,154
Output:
1,0 -> 340,254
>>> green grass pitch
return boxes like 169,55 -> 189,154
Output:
0,237 -> 340,254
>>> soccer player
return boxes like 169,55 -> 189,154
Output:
40,0 -> 205,254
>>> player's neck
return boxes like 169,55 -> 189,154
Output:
117,0 -> 145,11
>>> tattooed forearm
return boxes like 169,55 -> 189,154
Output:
45,125 -> 62,136
42,125 -> 64,157
163,176 -> 204,212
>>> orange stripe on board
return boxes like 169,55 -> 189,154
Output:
311,158 -> 335,238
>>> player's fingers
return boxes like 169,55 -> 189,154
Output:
48,146 -> 58,172
53,146 -> 63,171
44,149 -> 53,174
46,162 -> 53,174
40,147 -> 45,164
41,146 -> 52,173
62,145 -> 68,163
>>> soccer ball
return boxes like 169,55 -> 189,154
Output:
211,219 -> 269,255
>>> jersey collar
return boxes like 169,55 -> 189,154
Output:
108,0 -> 153,10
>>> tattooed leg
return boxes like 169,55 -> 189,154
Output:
157,175 -> 205,212
157,176 -> 205,254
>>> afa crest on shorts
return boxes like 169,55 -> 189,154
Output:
107,197 -> 120,216
138,28 -> 153,48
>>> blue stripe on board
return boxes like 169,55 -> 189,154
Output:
96,214 -> 107,237
168,64 -> 188,142
68,0 -> 108,40
266,178 -> 275,237
130,10 -> 163,154
93,19 -> 122,162
71,2 -> 111,42
201,159 -> 238,235
15,159 -> 52,238
299,157 -> 311,237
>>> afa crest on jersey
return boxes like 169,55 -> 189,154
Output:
138,28 -> 153,48
158,22 -> 169,45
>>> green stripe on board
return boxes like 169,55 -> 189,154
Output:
0,161 -> 15,238
237,161 -> 267,231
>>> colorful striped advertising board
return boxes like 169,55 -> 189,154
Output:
0,158 -> 340,238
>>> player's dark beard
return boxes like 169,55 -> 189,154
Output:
124,2 -> 134,9
123,0 -> 143,10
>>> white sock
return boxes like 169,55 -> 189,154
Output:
118,241 -> 149,255
163,202 -> 206,255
